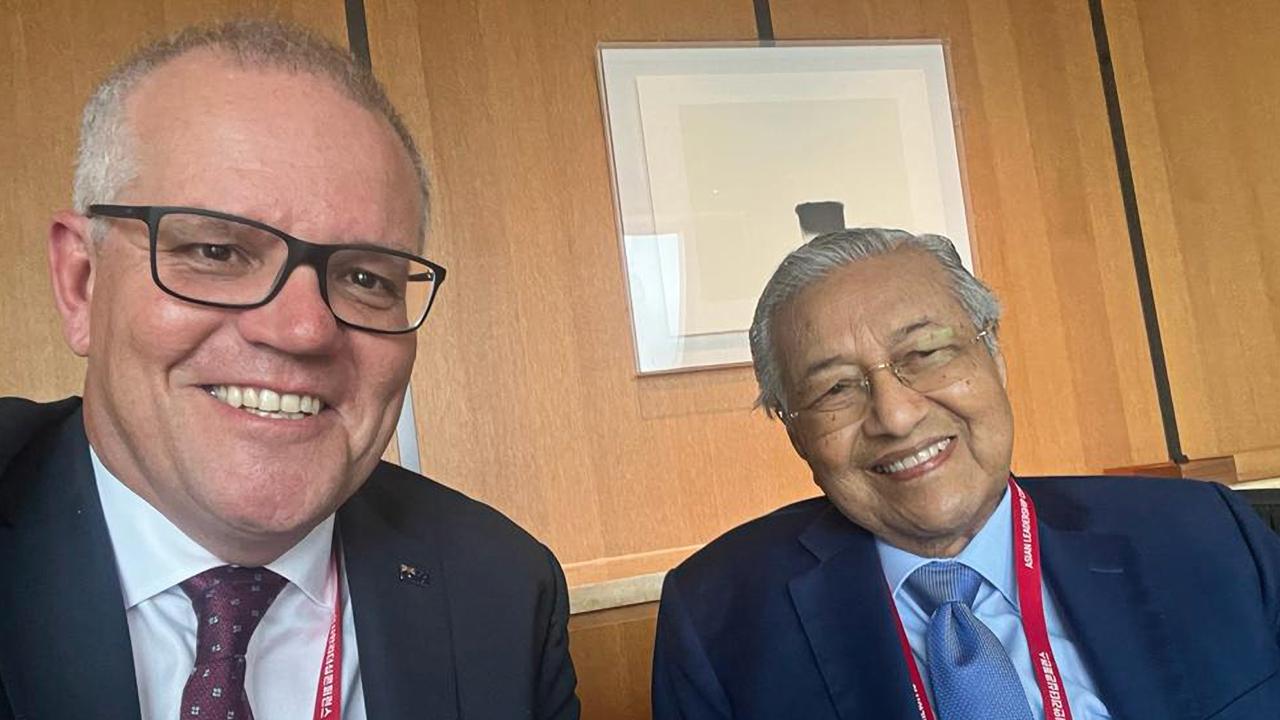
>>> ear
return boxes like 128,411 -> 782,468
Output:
48,210 -> 97,356
993,347 -> 1008,387
783,414 -> 809,463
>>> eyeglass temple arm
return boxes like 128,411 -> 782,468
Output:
87,204 -> 151,220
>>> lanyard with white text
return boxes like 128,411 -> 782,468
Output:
887,478 -> 1075,720
312,547 -> 343,720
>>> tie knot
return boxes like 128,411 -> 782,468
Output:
181,565 -> 288,661
905,561 -> 983,615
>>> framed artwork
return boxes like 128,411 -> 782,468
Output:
597,41 -> 972,374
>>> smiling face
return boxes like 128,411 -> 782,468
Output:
772,249 -> 1014,557
61,51 -> 423,563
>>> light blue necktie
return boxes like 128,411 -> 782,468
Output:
906,561 -> 1034,720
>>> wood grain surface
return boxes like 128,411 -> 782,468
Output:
1103,0 -> 1280,460
568,602 -> 659,720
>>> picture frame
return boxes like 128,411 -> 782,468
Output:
597,41 -> 972,374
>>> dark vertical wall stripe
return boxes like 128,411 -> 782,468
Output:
753,0 -> 774,41
345,0 -> 372,68
1087,0 -> 1188,464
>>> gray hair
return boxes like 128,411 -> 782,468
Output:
749,228 -> 1002,418
74,18 -> 429,236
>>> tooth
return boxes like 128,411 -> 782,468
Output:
215,386 -> 227,401
242,387 -> 260,409
226,386 -> 243,408
280,393 -> 300,413
259,389 -> 281,412
260,389 -> 282,412
314,398 -> 324,413
300,396 -> 313,413
880,439 -> 951,474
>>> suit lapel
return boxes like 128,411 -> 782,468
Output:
1036,496 -> 1195,720
0,407 -> 141,719
789,506 -> 921,720
338,469 -> 459,719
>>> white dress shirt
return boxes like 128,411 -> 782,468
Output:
877,487 -> 1112,719
92,448 -> 368,720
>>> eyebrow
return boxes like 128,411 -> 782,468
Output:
796,318 -> 942,378
889,319 -> 937,344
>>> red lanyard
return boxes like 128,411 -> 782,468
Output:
887,479 -> 1074,720
312,548 -> 344,720
1010,481 -> 1072,720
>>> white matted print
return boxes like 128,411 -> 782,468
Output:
598,42 -> 971,374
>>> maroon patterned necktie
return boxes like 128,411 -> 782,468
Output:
179,566 -> 289,720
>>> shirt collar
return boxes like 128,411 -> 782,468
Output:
876,485 -> 1018,611
91,446 -> 335,609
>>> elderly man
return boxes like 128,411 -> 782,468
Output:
652,228 -> 1280,719
0,20 -> 578,720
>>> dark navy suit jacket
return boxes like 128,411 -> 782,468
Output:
653,475 -> 1280,719
0,397 -> 580,720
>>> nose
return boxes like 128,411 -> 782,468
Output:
235,265 -> 341,355
860,365 -> 928,438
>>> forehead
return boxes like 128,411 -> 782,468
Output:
121,50 -> 421,246
773,250 -> 970,361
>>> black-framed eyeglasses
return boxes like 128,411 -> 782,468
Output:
87,204 -> 446,334
783,327 -> 994,436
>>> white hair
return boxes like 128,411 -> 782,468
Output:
74,18 -> 429,238
749,228 -> 1002,417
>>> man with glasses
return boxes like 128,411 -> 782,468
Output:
652,228 -> 1280,719
0,20 -> 578,720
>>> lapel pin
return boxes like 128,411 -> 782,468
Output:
399,563 -> 430,587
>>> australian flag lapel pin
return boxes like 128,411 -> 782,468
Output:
399,562 -> 430,587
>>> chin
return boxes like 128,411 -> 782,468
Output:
203,470 -> 343,532
220,499 -> 331,539
911,498 -> 995,539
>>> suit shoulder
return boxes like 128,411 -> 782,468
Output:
357,462 -> 553,566
1020,474 -> 1226,507
0,395 -> 81,421
1019,474 -> 1248,532
670,496 -> 828,585
0,396 -> 82,484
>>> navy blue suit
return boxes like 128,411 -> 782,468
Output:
653,476 -> 1280,719
0,397 -> 579,720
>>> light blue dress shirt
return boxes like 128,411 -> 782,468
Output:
877,487 -> 1112,719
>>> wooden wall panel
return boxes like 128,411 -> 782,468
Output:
365,0 -> 819,583
0,0 -> 348,400
772,0 -> 1168,477
568,603 -> 658,720
1104,0 -> 1280,461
